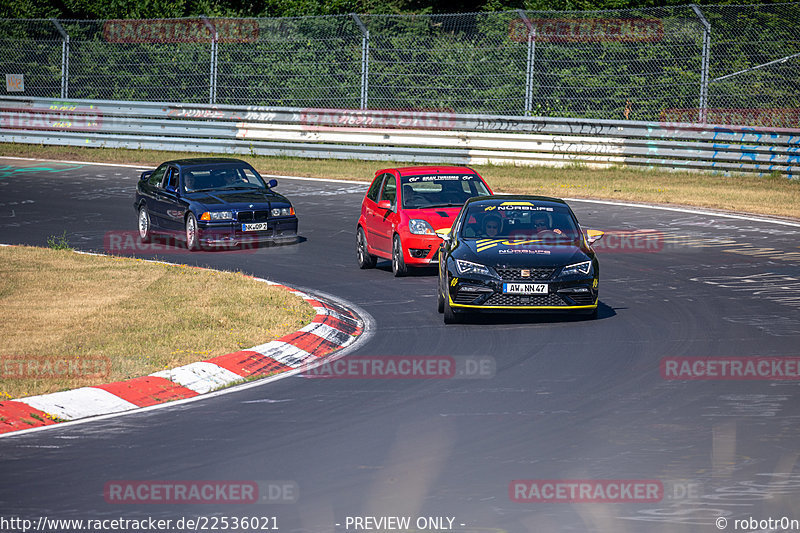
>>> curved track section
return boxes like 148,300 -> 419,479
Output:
0,263 -> 370,435
0,158 -> 799,532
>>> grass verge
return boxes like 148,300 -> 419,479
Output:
1,143 -> 798,220
0,245 -> 315,399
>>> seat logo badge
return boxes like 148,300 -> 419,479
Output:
521,269 -> 531,278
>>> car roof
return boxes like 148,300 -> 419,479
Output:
390,166 -> 477,176
162,157 -> 251,169
466,195 -> 570,207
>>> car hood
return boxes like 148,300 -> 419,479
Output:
184,189 -> 291,208
459,238 -> 590,267
405,207 -> 460,230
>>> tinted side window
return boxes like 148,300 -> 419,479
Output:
380,175 -> 397,207
164,167 -> 179,191
366,174 -> 384,202
148,165 -> 167,187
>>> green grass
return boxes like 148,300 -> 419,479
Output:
0,245 -> 315,399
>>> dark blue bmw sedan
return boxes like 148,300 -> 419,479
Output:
134,158 -> 298,250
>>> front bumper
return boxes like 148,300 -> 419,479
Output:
197,217 -> 299,246
401,233 -> 442,265
448,273 -> 598,311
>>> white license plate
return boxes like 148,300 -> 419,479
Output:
242,222 -> 269,232
503,283 -> 548,295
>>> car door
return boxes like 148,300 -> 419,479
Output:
362,173 -> 387,249
141,164 -> 168,228
371,173 -> 398,254
158,166 -> 185,231
150,166 -> 183,232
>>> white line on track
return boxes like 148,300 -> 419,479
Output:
563,197 -> 800,228
1,156 -> 797,227
0,156 -> 148,170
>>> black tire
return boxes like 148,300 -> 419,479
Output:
356,227 -> 377,269
392,234 -> 407,277
185,212 -> 200,251
137,205 -> 151,243
443,285 -> 461,324
437,281 -> 445,313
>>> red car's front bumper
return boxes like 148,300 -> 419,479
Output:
400,232 -> 442,265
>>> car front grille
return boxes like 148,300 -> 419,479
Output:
563,293 -> 596,306
237,210 -> 270,222
454,292 -> 481,305
484,293 -> 567,307
495,267 -> 555,281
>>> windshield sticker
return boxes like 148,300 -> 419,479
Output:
476,239 -> 546,252
483,202 -> 553,212
498,248 -> 551,255
407,175 -> 473,182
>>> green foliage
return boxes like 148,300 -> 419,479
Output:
0,0 -> 791,19
46,231 -> 72,251
0,2 -> 796,124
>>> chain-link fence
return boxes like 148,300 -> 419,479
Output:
1,3 -> 798,126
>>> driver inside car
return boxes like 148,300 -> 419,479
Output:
483,214 -> 502,237
533,213 -> 563,235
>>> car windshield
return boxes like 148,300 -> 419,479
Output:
460,202 -> 581,241
400,174 -> 490,209
183,164 -> 267,193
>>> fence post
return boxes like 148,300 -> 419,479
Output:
201,16 -> 218,105
51,19 -> 69,99
691,5 -> 711,124
351,13 -> 369,110
516,10 -> 535,115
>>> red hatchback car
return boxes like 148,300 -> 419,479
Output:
357,166 -> 493,276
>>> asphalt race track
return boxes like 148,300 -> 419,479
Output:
1,157 -> 800,532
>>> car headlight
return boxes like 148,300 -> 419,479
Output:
409,219 -> 435,235
455,259 -> 491,276
560,261 -> 592,277
200,211 -> 233,221
271,207 -> 295,217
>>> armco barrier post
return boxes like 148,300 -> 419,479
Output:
51,19 -> 70,99
691,5 -> 711,124
516,10 -> 535,116
351,13 -> 369,110
201,16 -> 218,105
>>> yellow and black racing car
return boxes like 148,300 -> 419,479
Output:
436,195 -> 604,323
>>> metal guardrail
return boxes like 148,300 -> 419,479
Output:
0,96 -> 797,177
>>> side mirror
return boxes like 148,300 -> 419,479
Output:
585,229 -> 604,245
435,228 -> 452,242
268,179 -> 278,188
377,200 -> 393,211
140,171 -> 153,181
